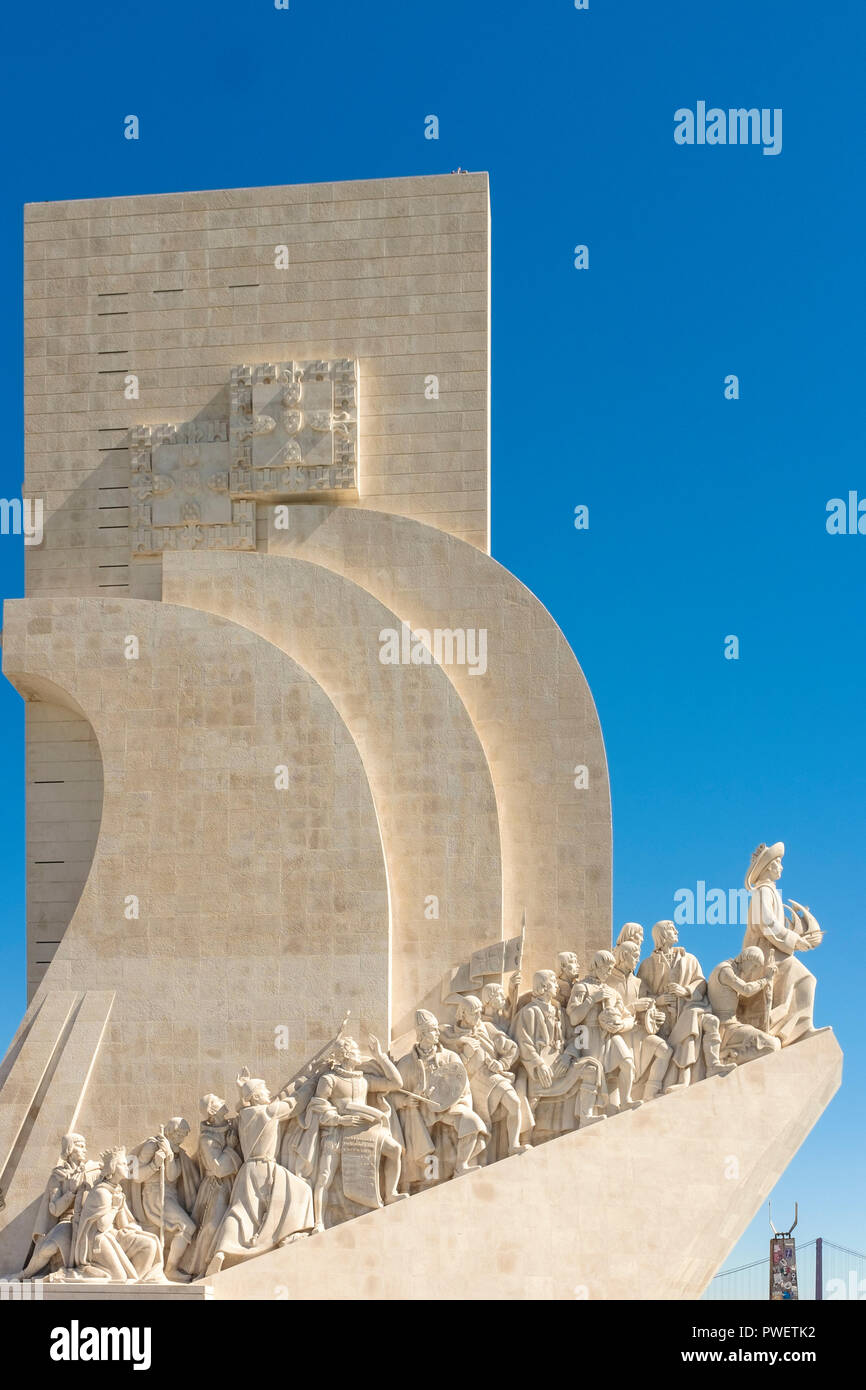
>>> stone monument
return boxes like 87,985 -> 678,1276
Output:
0,174 -> 842,1299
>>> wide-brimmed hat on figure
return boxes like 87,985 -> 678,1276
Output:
745,841 -> 785,889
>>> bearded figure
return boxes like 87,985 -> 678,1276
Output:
206,1069 -> 314,1275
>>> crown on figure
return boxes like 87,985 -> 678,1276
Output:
98,1144 -> 127,1173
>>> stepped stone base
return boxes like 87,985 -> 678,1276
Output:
4,1281 -> 212,1300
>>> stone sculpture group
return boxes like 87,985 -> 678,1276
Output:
17,841 -> 826,1284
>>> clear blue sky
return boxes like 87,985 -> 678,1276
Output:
1,0 -> 863,1278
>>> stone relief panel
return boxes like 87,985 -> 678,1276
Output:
130,360 -> 359,555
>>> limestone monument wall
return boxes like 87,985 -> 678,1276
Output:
0,174 -> 837,1301
22,173 -> 497,996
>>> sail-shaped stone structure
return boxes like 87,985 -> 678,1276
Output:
0,175 -> 840,1297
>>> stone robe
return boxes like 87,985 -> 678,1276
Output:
742,881 -> 817,1044
212,1099 -> 314,1268
706,959 -> 779,1063
278,1073 -> 318,1173
607,966 -> 672,1090
442,1019 -> 531,1156
566,978 -> 622,1067
514,996 -> 596,1136
481,1003 -> 513,1038
638,946 -> 707,1081
181,1120 -> 241,1278
27,1157 -> 99,1273
295,1064 -> 398,1226
555,973 -> 580,1037
394,1043 -> 486,1185
73,1179 -> 162,1282
441,1020 -> 517,1121
128,1137 -> 199,1241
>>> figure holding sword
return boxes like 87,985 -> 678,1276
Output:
295,1032 -> 409,1232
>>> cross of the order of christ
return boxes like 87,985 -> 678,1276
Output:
128,359 -> 359,555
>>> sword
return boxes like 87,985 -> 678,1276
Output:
760,947 -> 776,1034
157,1123 -> 166,1264
395,1087 -> 441,1107
279,1011 -> 352,1095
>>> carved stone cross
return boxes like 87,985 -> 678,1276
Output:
129,359 -> 359,555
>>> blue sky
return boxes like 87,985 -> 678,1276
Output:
0,0 -> 863,1279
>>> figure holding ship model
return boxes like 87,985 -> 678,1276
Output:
742,842 -> 825,1046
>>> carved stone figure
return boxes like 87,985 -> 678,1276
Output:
395,1010 -> 488,1187
554,951 -> 581,1035
615,922 -> 644,950
181,1095 -> 242,1279
295,1035 -> 407,1232
480,975 -> 520,1036
693,1014 -> 737,1083
741,842 -> 824,1045
637,921 -> 706,1035
638,920 -> 708,1091
514,970 -> 606,1140
19,1133 -> 99,1279
443,995 -> 530,1157
278,1072 -> 320,1173
128,1117 -> 199,1282
73,1146 -> 164,1282
608,941 -> 673,1100
554,952 -> 580,1000
206,1071 -> 314,1275
12,838 -> 831,1283
707,947 -> 781,1065
567,951 -> 640,1112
